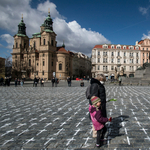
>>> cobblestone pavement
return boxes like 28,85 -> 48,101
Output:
1,84 -> 150,150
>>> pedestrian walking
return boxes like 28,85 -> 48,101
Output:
40,78 -> 44,87
33,77 -> 38,87
51,77 -> 55,87
67,76 -> 71,87
15,78 -> 18,87
86,74 -> 107,139
20,79 -> 23,86
119,76 -> 122,86
55,77 -> 58,87
89,96 -> 112,147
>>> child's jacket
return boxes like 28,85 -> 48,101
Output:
89,104 -> 108,130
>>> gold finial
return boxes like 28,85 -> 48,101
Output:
22,14 -> 23,19
48,8 -> 50,14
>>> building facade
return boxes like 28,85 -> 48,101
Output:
91,44 -> 141,79
12,11 -> 91,80
0,57 -> 5,79
135,39 -> 150,65
72,52 -> 91,79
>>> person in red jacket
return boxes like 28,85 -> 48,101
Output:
89,96 -> 112,147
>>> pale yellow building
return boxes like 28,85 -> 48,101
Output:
12,11 -> 91,80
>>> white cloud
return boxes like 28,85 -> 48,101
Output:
1,34 -> 14,49
54,18 -> 110,54
139,7 -> 149,15
141,31 -> 150,39
0,0 -> 110,55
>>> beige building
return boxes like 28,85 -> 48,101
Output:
12,11 -> 91,80
91,44 -> 141,79
135,39 -> 150,65
72,52 -> 91,79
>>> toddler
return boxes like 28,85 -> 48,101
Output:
89,96 -> 112,147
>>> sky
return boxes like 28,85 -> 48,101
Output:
1,0 -> 150,58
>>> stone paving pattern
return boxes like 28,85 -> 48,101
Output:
1,81 -> 150,149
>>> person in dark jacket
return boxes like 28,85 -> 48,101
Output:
51,77 -> 55,87
90,74 -> 107,140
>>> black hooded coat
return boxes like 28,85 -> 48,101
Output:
90,78 -> 107,117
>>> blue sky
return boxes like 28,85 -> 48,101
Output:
0,0 -> 150,58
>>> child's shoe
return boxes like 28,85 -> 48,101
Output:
96,144 -> 101,147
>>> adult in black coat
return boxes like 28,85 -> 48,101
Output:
90,74 -> 107,139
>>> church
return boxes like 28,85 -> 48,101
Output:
11,10 -> 91,80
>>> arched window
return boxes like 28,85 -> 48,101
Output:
43,39 -> 45,45
59,64 -> 62,70
16,42 -> 18,48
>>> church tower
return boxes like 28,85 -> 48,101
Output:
12,15 -> 29,78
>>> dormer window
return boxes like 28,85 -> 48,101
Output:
103,45 -> 108,48
111,45 -> 114,49
123,46 -> 126,49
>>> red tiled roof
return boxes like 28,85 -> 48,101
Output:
93,45 -> 102,48
138,40 -> 143,44
57,47 -> 69,53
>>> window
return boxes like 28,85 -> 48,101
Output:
143,48 -> 144,50
111,52 -> 114,56
147,48 -> 148,51
124,59 -> 126,63
147,53 -> 148,57
98,58 -> 100,63
106,66 -> 107,71
111,46 -> 114,49
123,46 -> 126,49
37,63 -> 38,66
16,42 -> 18,48
43,39 -> 45,45
130,66 -> 131,70
43,53 -> 45,57
132,59 -> 133,63
118,52 -> 120,56
136,53 -> 138,57
98,65 -> 100,70
124,52 -> 126,56
143,59 -> 144,63
42,71 -> 44,75
29,59 -> 31,66
111,58 -> 114,63
43,61 -> 45,66
117,59 -> 120,63
143,53 -> 144,57
130,53 -> 131,56
37,71 -> 38,75
59,64 -> 62,70
132,53 -> 133,56
147,59 -> 148,63
103,66 -> 105,71
124,66 -> 126,71
52,61 -> 53,66
136,59 -> 138,63
15,55 -> 17,58
103,52 -> 107,56
15,60 -> 17,67
34,41 -> 36,48
103,58 -> 107,63
51,40 -> 53,46
111,66 -> 114,70
24,43 -> 26,48
98,51 -> 100,56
